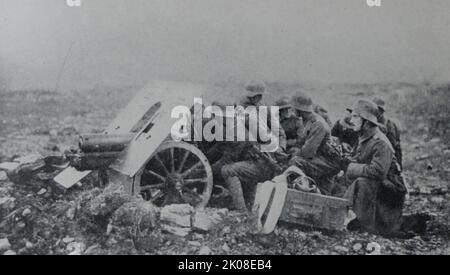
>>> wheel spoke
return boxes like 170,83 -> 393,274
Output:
144,169 -> 166,182
140,183 -> 164,191
170,148 -> 175,172
182,178 -> 208,185
154,154 -> 170,176
181,161 -> 203,178
177,150 -> 190,173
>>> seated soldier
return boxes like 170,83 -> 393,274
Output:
275,96 -> 303,152
288,94 -> 343,195
209,102 -> 280,212
342,100 -> 406,236
331,107 -> 359,150
208,94 -> 281,211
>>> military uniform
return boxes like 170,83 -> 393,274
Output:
213,142 -> 275,205
289,114 -> 342,195
213,82 -> 280,210
343,100 -> 406,236
313,103 -> 333,127
331,119 -> 359,149
372,97 -> 403,170
288,95 -> 343,195
378,116 -> 402,170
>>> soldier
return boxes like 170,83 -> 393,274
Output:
275,96 -> 303,152
372,97 -> 403,170
288,94 -> 343,195
236,80 -> 287,151
342,100 -> 406,236
313,103 -> 333,128
237,80 -> 266,108
331,107 -> 359,150
209,102 -> 279,211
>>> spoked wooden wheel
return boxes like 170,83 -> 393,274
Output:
138,141 -> 213,209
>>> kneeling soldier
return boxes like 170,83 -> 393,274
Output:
342,99 -> 407,236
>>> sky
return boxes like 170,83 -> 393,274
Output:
1,0 -> 449,90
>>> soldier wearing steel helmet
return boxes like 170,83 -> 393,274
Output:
237,80 -> 267,108
275,96 -> 304,152
288,93 -> 343,195
209,101 -> 277,212
342,99 -> 406,236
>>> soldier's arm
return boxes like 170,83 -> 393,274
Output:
297,122 -> 327,159
347,140 -> 393,180
278,127 -> 287,151
387,120 -> 402,169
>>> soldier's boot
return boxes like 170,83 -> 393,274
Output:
225,176 -> 247,211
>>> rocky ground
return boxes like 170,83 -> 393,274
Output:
0,82 -> 448,255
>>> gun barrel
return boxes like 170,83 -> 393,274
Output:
78,133 -> 134,153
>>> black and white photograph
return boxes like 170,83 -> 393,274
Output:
0,0 -> 449,258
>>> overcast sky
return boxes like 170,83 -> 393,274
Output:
1,0 -> 449,90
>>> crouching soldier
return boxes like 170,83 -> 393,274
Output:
342,100 -> 407,236
288,94 -> 343,195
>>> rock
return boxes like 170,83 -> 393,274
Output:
0,197 -> 16,210
0,162 -> 20,172
25,242 -> 33,249
36,172 -> 57,182
49,129 -> 59,137
37,188 -> 47,195
161,224 -> 190,237
67,242 -> 86,255
66,207 -> 76,220
222,243 -> 231,252
188,241 -> 201,247
84,244 -> 101,255
198,246 -> 212,255
353,243 -> 363,252
0,171 -> 7,181
62,237 -> 75,244
160,204 -> 193,228
3,250 -> 16,255
335,245 -> 349,253
430,196 -> 444,204
216,208 -> 229,217
110,200 -> 157,230
22,208 -> 32,217
193,233 -> 204,240
84,183 -> 130,217
366,242 -> 382,255
192,209 -> 223,232
13,154 -> 43,164
221,226 -> 231,236
8,159 -> 46,184
0,238 -> 11,252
